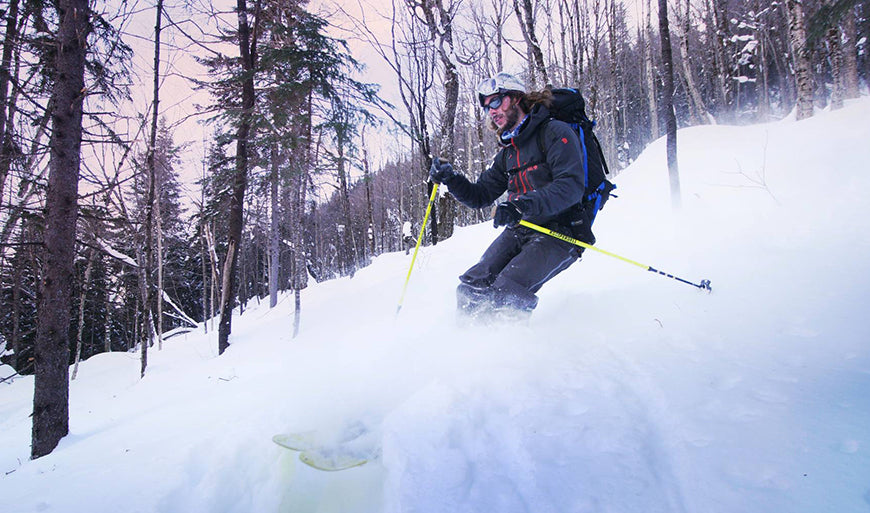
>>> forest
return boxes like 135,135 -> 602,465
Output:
0,0 -> 866,458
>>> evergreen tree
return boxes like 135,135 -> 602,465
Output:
31,0 -> 91,460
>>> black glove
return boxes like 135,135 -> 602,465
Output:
493,201 -> 524,228
429,157 -> 456,184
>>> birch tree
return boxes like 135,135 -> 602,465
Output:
841,3 -> 859,99
674,0 -> 709,124
514,0 -> 550,87
643,0 -> 659,139
139,0 -> 165,376
708,0 -> 734,118
786,0 -> 814,120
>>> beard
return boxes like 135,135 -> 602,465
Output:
495,103 -> 523,136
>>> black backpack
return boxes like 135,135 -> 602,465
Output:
538,87 -> 616,244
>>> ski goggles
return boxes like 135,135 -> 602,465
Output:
477,77 -> 502,98
482,94 -> 507,112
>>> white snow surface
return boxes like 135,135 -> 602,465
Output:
2,99 -> 870,512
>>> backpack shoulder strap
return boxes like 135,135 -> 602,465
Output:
501,146 -> 508,176
588,128 -> 611,177
535,118 -> 551,157
537,117 -> 593,189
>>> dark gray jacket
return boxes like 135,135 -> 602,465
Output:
443,104 -> 586,228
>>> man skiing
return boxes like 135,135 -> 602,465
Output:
429,72 -> 588,321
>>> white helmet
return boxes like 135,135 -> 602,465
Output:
477,72 -> 526,107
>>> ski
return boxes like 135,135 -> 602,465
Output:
272,420 -> 380,471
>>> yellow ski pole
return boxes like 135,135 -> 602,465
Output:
396,183 -> 440,315
518,219 -> 711,292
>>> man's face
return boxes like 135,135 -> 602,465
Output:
483,94 -> 520,131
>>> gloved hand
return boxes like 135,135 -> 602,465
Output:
493,201 -> 524,228
429,157 -> 456,184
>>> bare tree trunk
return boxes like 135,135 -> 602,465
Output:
708,0 -> 732,117
238,242 -> 247,315
786,0 -> 814,120
436,6 -> 458,241
32,0 -> 90,460
605,0 -> 616,160
336,128 -> 357,276
199,156 -> 209,333
293,289 -> 301,337
219,0 -> 258,354
825,0 -> 844,110
411,0 -> 458,242
361,128 -> 376,257
199,232 -> 208,334
104,293 -> 112,352
584,0 -> 605,115
513,0 -> 550,87
841,4 -> 859,99
155,185 -> 164,349
205,222 -> 219,332
491,0 -> 507,72
0,0 -> 19,205
756,0 -> 771,121
133,299 -> 140,352
290,90 -> 314,338
291,174 -> 305,338
644,0 -> 659,139
675,0 -> 709,124
140,0 -> 164,375
290,161 -> 308,339
136,247 -> 152,379
269,145 -> 280,308
658,0 -> 681,209
570,0 -> 583,86
71,248 -> 96,380
10,237 -> 24,371
558,0 -> 569,84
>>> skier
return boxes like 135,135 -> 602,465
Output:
429,72 -> 588,322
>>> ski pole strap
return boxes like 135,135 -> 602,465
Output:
518,220 -> 711,292
397,183 -> 440,315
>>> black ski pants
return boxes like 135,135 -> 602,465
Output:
457,225 -> 580,312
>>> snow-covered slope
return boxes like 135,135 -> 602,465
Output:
2,99 -> 869,513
